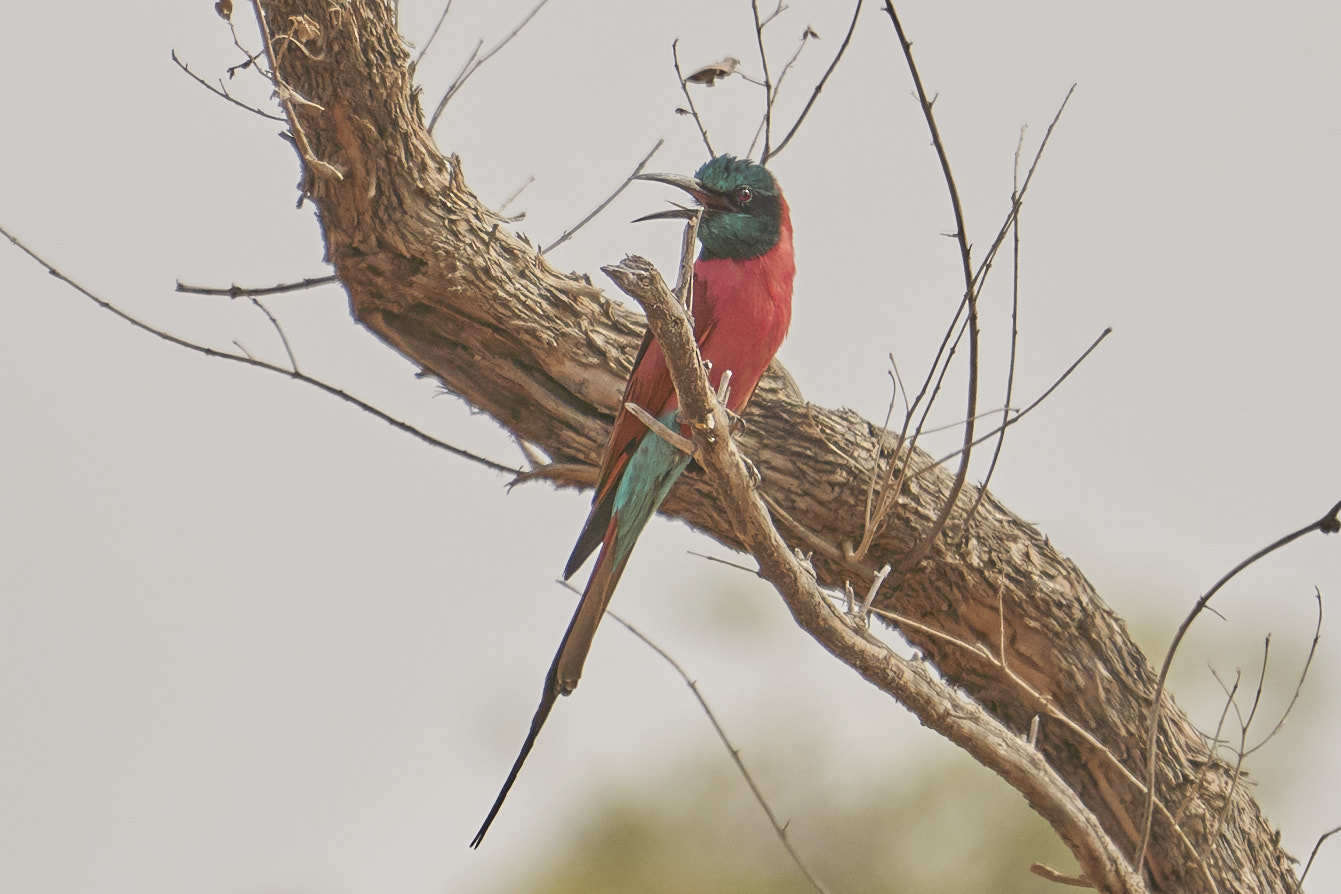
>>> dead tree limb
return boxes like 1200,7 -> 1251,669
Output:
240,3 -> 1303,891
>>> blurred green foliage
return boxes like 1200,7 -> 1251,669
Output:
489,747 -> 1073,893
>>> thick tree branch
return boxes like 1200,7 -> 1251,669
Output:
245,3 -> 1303,891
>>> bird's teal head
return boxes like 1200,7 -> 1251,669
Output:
636,155 -> 785,261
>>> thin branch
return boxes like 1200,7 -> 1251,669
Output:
855,322 -> 1108,562
673,208 -> 702,314
1,224 -> 521,477
428,39 -> 481,133
225,18 -> 268,78
758,0 -> 788,29
498,174 -> 535,213
541,138 -> 664,254
176,274 -> 338,298
1209,638 -> 1270,840
571,585 -> 830,894
1204,668 -> 1242,755
1301,825 -> 1341,886
1243,586 -> 1323,756
958,127 -> 1026,539
965,86 -> 1076,299
883,0 -> 979,581
171,49 -> 287,121
673,40 -> 714,158
1134,500 -> 1341,873
919,406 -> 1017,436
687,550 -> 762,577
623,401 -> 695,456
412,0 -> 454,69
749,1 -> 775,162
746,23 -> 817,160
251,297 -> 298,372
892,84 -> 1074,473
1029,864 -> 1093,888
767,0 -> 862,162
427,0 -> 551,133
918,327 -> 1111,476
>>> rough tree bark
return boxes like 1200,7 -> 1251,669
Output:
249,1 -> 1299,891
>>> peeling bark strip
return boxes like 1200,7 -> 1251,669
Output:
254,2 -> 1297,891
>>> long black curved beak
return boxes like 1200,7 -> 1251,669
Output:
633,172 -> 732,223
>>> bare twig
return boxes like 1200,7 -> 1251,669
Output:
885,85 -> 1075,489
1029,864 -> 1093,888
917,328 -> 1111,477
687,550 -> 762,577
427,0 -> 551,133
746,23 -> 817,160
856,5 -> 1051,564
919,406 -> 1017,436
541,138 -> 663,254
171,50 -> 286,121
673,208 -> 702,314
882,0 -> 981,580
498,174 -> 535,213
767,0 -> 862,162
860,562 -> 892,615
1244,586 -> 1322,756
176,274 -> 338,298
623,401 -> 695,456
1209,638 -> 1270,839
673,40 -> 715,158
1134,500 -> 1341,873
251,297 -> 298,372
1,224 -> 521,478
428,39 -> 481,132
855,323 -> 1107,563
568,585 -> 830,894
412,0 -> 454,68
1204,668 -> 1242,753
749,1 -> 775,161
1301,825 -> 1341,886
757,0 -> 788,29
959,127 -> 1026,541
224,17 -> 268,78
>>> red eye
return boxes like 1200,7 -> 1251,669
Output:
734,186 -> 753,205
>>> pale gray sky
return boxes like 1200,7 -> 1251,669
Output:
2,2 -> 1338,892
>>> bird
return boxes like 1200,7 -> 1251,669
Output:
471,154 -> 795,847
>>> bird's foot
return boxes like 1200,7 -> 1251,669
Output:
740,454 -> 761,488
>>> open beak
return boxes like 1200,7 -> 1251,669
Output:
632,202 -> 699,223
632,171 -> 732,223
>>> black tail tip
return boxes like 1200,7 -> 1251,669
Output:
469,820 -> 491,849
470,807 -> 501,848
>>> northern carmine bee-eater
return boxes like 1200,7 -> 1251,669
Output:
471,155 -> 795,846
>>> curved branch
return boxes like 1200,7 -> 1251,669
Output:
156,4 -> 1310,891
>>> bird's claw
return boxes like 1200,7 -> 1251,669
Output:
741,455 -> 761,488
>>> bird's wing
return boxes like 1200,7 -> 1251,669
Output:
563,280 -> 718,579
